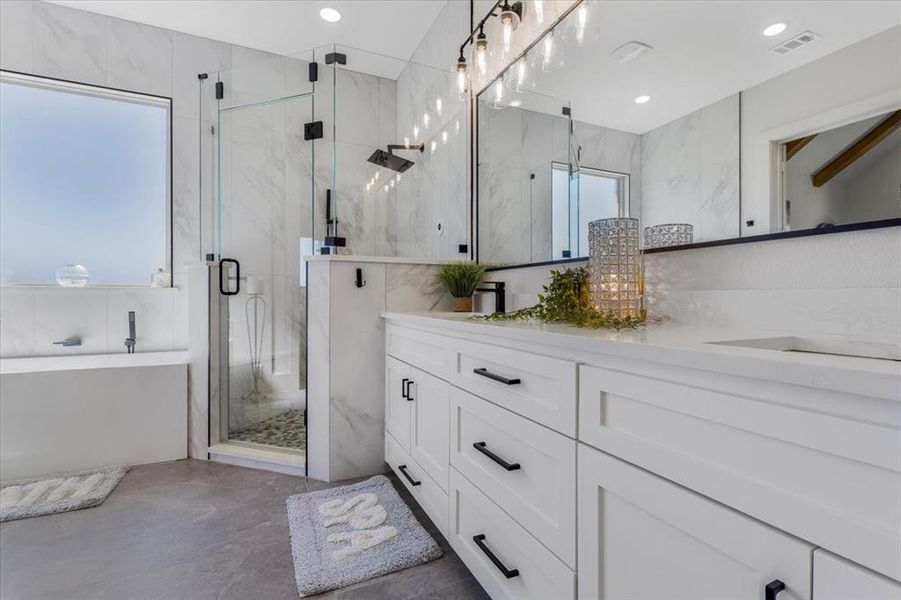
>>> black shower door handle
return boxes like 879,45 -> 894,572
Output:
765,580 -> 786,600
219,258 -> 240,295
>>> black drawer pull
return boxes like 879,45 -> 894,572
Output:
473,368 -> 521,385
405,379 -> 414,401
765,580 -> 785,600
473,534 -> 519,578
401,378 -> 409,399
473,441 -> 521,471
397,464 -> 421,486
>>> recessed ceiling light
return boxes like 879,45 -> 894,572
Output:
320,7 -> 341,22
763,22 -> 787,37
634,95 -> 651,104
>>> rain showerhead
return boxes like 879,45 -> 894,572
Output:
367,143 -> 424,173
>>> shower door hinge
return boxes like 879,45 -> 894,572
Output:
309,61 -> 318,82
561,106 -> 571,116
304,121 -> 324,141
215,81 -> 224,100
325,52 -> 347,65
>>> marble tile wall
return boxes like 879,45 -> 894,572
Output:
306,258 -> 451,481
640,94 -> 740,243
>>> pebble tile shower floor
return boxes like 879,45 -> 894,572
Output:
230,408 -> 307,451
0,460 -> 487,600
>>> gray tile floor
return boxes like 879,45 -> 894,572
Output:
0,460 -> 488,600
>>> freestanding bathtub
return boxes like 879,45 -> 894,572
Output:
0,351 -> 188,480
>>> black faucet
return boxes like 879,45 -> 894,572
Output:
475,281 -> 506,314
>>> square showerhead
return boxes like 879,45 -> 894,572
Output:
367,148 -> 415,173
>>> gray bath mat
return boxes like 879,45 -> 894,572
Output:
0,465 -> 128,522
286,474 -> 442,596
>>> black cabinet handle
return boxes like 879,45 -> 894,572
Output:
397,464 -> 421,486
473,368 -> 521,385
219,258 -> 240,295
765,580 -> 785,600
401,378 -> 409,399
473,441 -> 521,471
473,534 -> 519,579
405,379 -> 414,401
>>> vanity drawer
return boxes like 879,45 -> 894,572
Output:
385,431 -> 448,537
578,364 -> 901,581
386,323 -> 451,379
450,386 -> 576,567
449,469 -> 575,600
448,339 -> 576,436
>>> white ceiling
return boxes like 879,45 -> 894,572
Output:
515,1 -> 901,134
48,0 -> 446,79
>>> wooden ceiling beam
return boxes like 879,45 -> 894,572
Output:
811,110 -> 901,188
784,134 -> 817,160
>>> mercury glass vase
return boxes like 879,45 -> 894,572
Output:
643,223 -> 693,248
588,218 -> 642,319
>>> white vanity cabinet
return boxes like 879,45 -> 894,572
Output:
382,316 -> 901,600
578,443 -> 813,600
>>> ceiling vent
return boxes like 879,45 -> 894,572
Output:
771,31 -> 820,55
609,41 -> 653,64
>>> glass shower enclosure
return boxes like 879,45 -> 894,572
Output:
213,52 -> 316,460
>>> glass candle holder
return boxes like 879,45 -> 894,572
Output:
643,223 -> 693,248
588,218 -> 642,319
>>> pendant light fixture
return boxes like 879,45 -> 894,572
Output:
499,0 -> 522,58
456,52 -> 469,99
475,26 -> 489,76
453,0 -> 524,94
564,0 -> 599,47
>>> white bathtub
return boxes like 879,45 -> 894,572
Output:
0,351 -> 188,480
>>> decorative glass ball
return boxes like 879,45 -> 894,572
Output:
55,264 -> 90,287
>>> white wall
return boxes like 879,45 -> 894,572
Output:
640,94 -> 740,243
741,25 -> 901,235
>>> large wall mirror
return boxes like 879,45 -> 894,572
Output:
476,1 -> 901,265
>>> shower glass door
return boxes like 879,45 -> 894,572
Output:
214,58 -> 315,456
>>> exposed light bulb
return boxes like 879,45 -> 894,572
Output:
534,0 -> 544,25
457,70 -> 468,97
475,29 -> 488,75
492,79 -> 505,108
502,21 -> 513,56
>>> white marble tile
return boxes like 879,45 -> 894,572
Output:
385,263 -> 450,312
186,265 -> 210,459
305,261 -> 330,481
0,0 -> 32,72
699,159 -> 740,242
172,272 -> 190,349
106,17 -> 172,96
334,68 -> 380,147
171,32 -> 232,120
173,116 -> 201,271
228,46 -> 286,109
0,287 -> 35,357
106,288 -> 176,353
667,111 -> 701,180
701,93 -> 740,166
33,288 -> 108,355
378,78 -> 397,147
32,1 -> 106,86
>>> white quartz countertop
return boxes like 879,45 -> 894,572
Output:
381,312 -> 901,401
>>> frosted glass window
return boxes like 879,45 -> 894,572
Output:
0,72 -> 170,285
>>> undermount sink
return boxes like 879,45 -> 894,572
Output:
707,336 -> 901,362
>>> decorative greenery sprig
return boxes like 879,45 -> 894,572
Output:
473,266 -> 644,330
435,262 -> 488,298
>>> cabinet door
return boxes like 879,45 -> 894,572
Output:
578,444 -> 813,600
385,356 -> 412,451
813,550 -> 901,600
409,367 -> 450,492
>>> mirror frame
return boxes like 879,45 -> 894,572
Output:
473,0 -> 901,267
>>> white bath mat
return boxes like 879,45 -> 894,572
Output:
286,474 -> 442,597
0,465 -> 128,522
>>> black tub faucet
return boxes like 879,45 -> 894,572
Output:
125,311 -> 136,353
476,281 -> 506,314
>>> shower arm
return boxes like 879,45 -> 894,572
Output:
387,144 -> 424,155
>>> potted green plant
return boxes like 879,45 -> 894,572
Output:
435,262 -> 487,312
